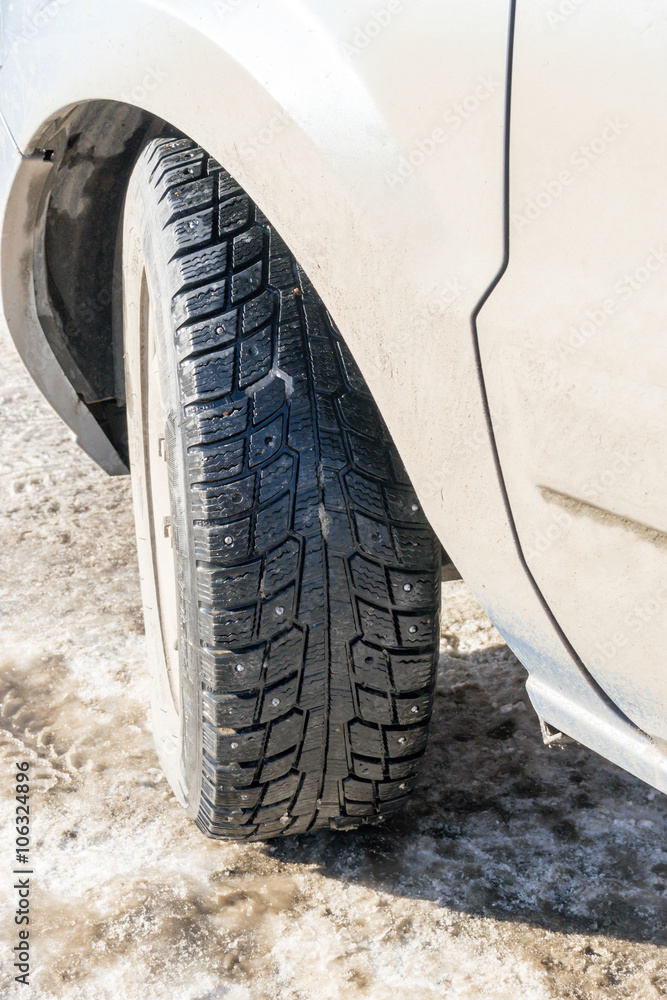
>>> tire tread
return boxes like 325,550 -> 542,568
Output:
143,136 -> 441,839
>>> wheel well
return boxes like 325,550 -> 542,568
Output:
32,100 -> 168,466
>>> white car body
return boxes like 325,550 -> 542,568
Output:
2,0 -> 667,794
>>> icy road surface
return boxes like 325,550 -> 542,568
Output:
1,323 -> 667,1000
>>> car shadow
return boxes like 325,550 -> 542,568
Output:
268,643 -> 667,946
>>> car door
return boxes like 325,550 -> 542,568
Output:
476,0 -> 667,739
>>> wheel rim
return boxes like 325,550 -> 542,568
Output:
140,270 -> 181,712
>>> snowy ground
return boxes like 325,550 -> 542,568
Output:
1,323 -> 667,1000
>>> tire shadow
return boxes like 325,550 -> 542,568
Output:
268,642 -> 667,947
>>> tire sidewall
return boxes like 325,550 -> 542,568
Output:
123,151 -> 203,816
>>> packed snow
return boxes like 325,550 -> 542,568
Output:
1,323 -> 666,999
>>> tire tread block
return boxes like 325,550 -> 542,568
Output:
138,139 -> 440,842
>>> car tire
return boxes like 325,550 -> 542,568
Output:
122,134 -> 441,840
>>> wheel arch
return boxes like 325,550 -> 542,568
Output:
0,0 -> 543,692
2,100 -> 165,471
0,0 -> 509,483
0,0 -> 432,475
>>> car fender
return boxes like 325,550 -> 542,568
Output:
3,0 -> 667,792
